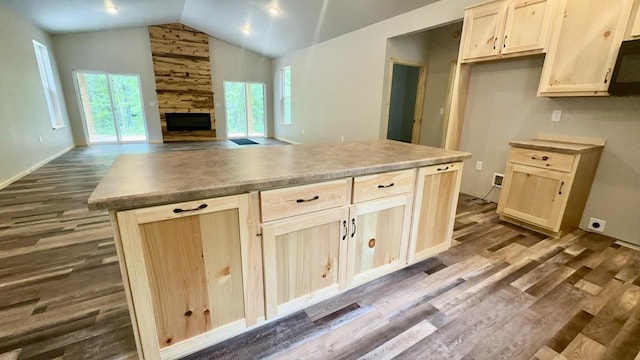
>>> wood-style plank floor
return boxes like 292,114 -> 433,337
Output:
2,140 -> 640,360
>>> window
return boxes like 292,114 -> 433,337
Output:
33,40 -> 65,129
224,81 -> 266,137
280,66 -> 291,125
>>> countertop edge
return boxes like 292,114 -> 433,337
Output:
88,153 -> 471,211
509,141 -> 604,154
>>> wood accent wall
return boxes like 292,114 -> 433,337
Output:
149,24 -> 216,142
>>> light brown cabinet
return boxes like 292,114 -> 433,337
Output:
461,0 -> 555,62
408,162 -> 463,263
497,136 -> 604,238
538,0 -> 635,96
347,170 -> 415,287
262,207 -> 349,319
629,0 -> 640,38
115,195 -> 259,360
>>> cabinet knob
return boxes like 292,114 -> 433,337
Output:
368,238 -> 376,248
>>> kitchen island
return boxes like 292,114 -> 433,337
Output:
89,140 -> 471,360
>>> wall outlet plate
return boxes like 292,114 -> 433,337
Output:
475,161 -> 483,171
587,217 -> 606,233
492,173 -> 504,187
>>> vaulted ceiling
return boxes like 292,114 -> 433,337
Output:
0,0 -> 440,58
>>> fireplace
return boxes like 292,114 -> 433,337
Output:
165,113 -> 212,131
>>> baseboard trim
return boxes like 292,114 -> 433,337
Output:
274,136 -> 300,145
0,145 -> 74,190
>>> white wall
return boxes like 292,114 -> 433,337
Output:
459,58 -> 640,245
52,28 -> 163,145
52,29 -> 274,144
420,22 -> 462,148
209,38 -> 274,138
272,0 -> 478,144
0,6 -> 75,188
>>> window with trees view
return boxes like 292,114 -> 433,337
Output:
75,71 -> 147,143
280,67 -> 291,125
224,81 -> 266,137
32,40 -> 65,129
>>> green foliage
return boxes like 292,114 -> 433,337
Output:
81,73 -> 146,141
224,82 -> 265,136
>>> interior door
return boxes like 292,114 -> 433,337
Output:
76,71 -> 148,143
387,64 -> 420,143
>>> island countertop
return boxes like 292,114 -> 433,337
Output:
87,140 -> 471,211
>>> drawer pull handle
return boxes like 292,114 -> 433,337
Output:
173,204 -> 208,213
296,195 -> 319,203
437,166 -> 450,171
377,183 -> 395,189
351,218 -> 357,238
531,155 -> 549,161
559,181 -> 565,195
342,220 -> 347,241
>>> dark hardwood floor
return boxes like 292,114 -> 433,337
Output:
1,140 -> 639,360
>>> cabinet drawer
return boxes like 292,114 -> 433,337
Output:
352,169 -> 416,203
260,179 -> 350,222
508,147 -> 575,172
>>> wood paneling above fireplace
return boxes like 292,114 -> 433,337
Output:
149,24 -> 216,142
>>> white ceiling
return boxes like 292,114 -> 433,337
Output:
0,0 -> 439,58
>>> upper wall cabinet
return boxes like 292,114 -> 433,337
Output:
461,0 -> 556,62
538,0 -> 635,96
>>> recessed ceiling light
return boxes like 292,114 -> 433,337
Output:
269,7 -> 279,16
106,6 -> 118,15
242,26 -> 251,35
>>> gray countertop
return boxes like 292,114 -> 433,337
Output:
509,139 -> 604,154
88,140 -> 471,211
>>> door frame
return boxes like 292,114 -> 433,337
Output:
222,81 -> 268,139
382,58 -> 428,144
73,70 -> 149,145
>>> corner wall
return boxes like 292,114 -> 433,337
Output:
0,6 -> 75,188
209,38 -> 274,138
272,0 -> 478,144
52,28 -> 163,145
459,58 -> 640,245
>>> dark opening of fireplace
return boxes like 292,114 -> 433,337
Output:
165,113 -> 212,131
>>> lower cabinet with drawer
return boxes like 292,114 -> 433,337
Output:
497,137 -> 604,238
112,163 -> 465,358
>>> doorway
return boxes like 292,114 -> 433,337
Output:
224,81 -> 266,138
75,71 -> 148,144
385,61 -> 426,144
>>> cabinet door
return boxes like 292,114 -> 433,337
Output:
461,1 -> 508,61
539,0 -> 634,95
408,162 -> 463,264
502,0 -> 555,54
346,195 -> 412,288
632,0 -> 640,37
116,195 -> 253,359
262,208 -> 348,319
497,163 -> 572,231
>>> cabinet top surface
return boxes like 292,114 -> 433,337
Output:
509,139 -> 604,154
88,140 -> 471,211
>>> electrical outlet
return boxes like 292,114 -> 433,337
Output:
341,136 -> 344,142
587,217 -> 606,233
39,136 -> 43,143
551,110 -> 562,122
475,161 -> 483,171
492,173 -> 504,187
301,129 -> 305,134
